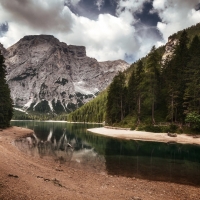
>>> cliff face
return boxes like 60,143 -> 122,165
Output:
161,38 -> 179,65
4,35 -> 129,113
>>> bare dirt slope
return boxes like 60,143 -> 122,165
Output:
0,126 -> 200,200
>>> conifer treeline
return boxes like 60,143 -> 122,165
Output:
67,91 -> 107,123
106,31 -> 200,126
68,29 -> 200,127
0,52 -> 13,128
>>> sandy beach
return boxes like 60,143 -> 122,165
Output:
0,126 -> 200,200
87,127 -> 200,145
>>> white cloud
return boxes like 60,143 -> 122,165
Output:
0,0 -> 73,46
65,0 -> 81,7
95,0 -> 104,11
0,0 -> 72,32
152,0 -> 165,10
153,0 -> 200,41
57,13 -> 141,61
117,0 -> 150,13
0,0 -> 156,62
1,0 -> 199,63
116,0 -> 150,23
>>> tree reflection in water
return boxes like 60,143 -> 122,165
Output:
104,138 -> 200,186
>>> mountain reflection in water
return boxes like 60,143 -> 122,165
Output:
14,122 -> 105,173
12,121 -> 200,185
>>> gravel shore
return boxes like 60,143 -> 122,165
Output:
0,126 -> 200,200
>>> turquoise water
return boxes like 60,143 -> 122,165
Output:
11,121 -> 200,185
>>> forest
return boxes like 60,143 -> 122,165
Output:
68,23 -> 200,133
0,51 -> 13,128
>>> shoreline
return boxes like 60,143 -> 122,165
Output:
11,119 -> 103,124
87,127 -> 200,145
1,126 -> 200,199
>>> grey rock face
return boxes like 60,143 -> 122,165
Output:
161,38 -> 178,65
4,35 -> 129,113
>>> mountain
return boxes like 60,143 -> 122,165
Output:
3,35 -> 129,114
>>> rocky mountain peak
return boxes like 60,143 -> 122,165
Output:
5,35 -> 129,113
22,34 -> 56,40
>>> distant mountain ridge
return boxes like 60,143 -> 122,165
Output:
1,35 -> 129,113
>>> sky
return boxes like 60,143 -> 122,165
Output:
0,0 -> 200,63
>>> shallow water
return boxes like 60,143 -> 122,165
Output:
11,121 -> 200,185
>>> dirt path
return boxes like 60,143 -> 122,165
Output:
87,127 -> 200,145
0,126 -> 200,200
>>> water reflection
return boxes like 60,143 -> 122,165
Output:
83,132 -> 200,185
103,138 -> 200,185
16,129 -> 73,160
13,121 -> 105,173
11,121 -> 200,185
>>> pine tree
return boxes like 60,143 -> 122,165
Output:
163,58 -> 180,122
106,72 -> 126,124
135,60 -> 144,124
0,51 -> 13,128
144,46 -> 160,124
127,68 -> 136,114
184,35 -> 200,114
163,30 -> 189,123
173,30 -> 189,122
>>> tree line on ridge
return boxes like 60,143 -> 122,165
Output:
106,30 -> 200,131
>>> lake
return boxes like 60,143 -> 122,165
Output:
11,121 -> 200,186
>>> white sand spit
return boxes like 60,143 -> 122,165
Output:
87,127 -> 200,145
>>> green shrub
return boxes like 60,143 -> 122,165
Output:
144,125 -> 162,133
169,124 -> 178,132
161,126 -> 171,133
137,124 -> 146,131
177,127 -> 183,134
130,125 -> 136,130
185,112 -> 200,131
123,121 -> 128,125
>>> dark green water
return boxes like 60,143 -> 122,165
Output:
11,121 -> 200,186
